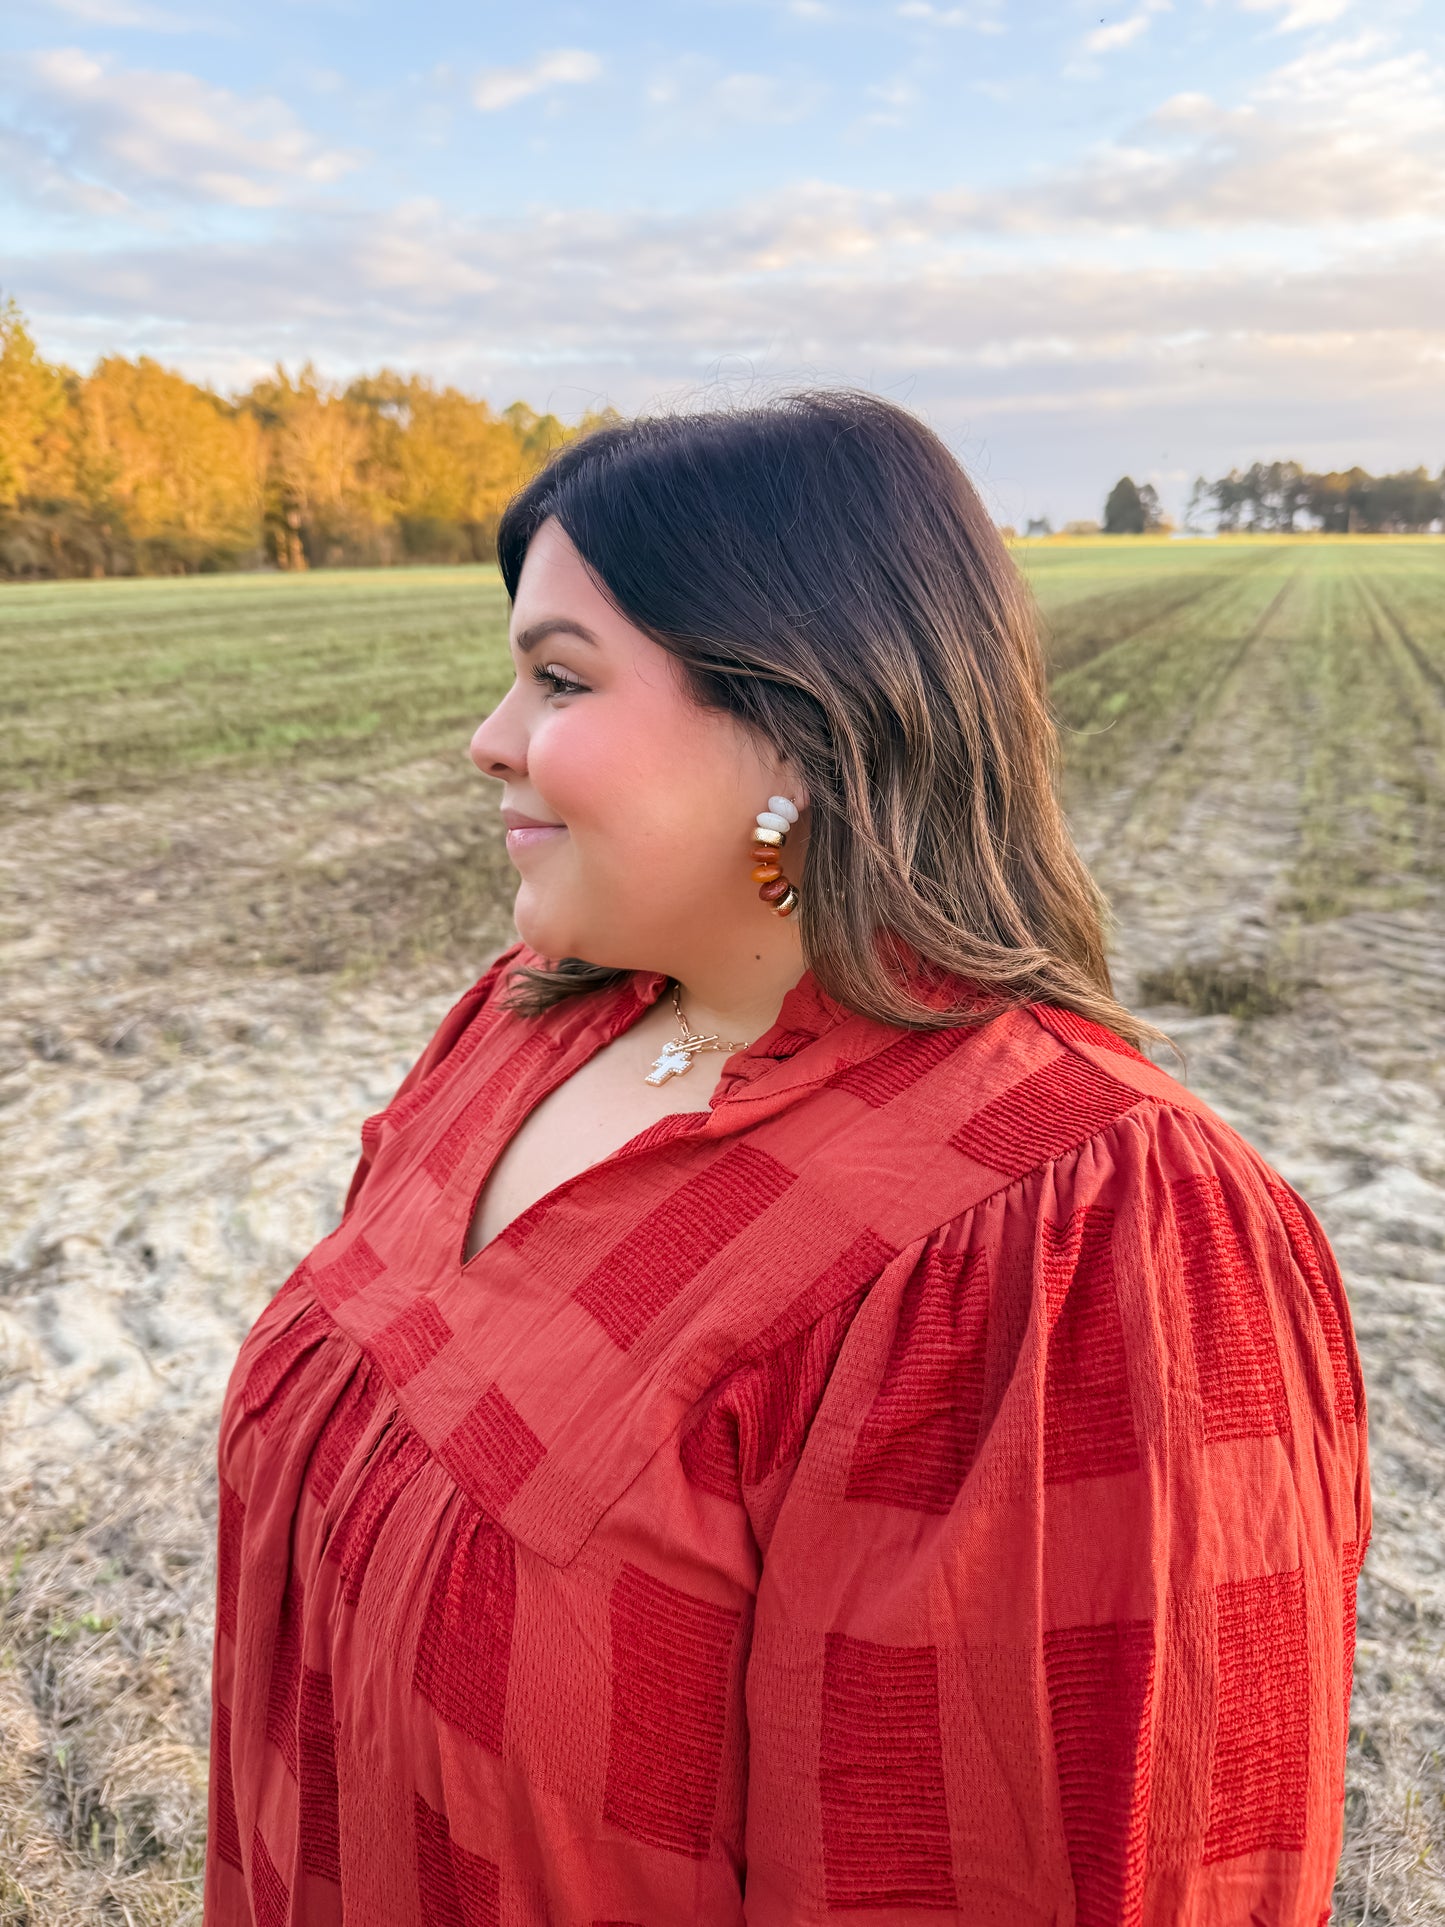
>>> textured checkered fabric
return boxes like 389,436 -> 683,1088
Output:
205,942 -> 1369,1925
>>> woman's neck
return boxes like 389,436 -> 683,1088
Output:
663,940 -> 809,1053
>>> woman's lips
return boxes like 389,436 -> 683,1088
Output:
505,824 -> 568,856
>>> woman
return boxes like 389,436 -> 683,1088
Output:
206,394 -> 1369,1926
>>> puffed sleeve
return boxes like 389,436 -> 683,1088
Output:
341,939 -> 526,1218
741,1101 -> 1370,1926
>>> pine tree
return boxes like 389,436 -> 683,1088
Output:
1103,476 -> 1145,534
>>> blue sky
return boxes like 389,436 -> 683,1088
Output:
2,0 -> 1441,524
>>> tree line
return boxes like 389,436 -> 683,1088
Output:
1184,462 -> 1443,534
5,294 -> 1441,575
1092,467 -> 1441,536
0,297 -> 617,579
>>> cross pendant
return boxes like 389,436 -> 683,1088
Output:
644,1042 -> 696,1085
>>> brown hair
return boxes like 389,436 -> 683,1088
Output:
494,390 -> 1153,1048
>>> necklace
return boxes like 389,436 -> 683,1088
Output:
643,982 -> 752,1085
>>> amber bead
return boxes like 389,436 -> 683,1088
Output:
758,875 -> 791,903
751,863 -> 782,882
750,851 -> 783,870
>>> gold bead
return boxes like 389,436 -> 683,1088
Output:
774,887 -> 799,916
751,826 -> 784,849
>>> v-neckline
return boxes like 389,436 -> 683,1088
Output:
450,961 -> 866,1275
454,968 -> 660,1274
451,970 -> 728,1275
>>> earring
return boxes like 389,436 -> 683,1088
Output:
750,794 -> 801,916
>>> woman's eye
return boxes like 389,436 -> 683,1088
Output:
530,662 -> 588,698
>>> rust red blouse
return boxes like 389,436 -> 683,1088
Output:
205,942 -> 1369,1926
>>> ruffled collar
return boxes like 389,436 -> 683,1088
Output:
626,963 -> 849,1059
627,941 -> 987,1106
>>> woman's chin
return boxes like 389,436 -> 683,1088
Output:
513,888 -> 656,973
511,886 -> 588,961
511,890 -> 553,955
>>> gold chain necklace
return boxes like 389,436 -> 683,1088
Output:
643,982 -> 752,1086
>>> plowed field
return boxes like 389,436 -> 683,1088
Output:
1,540 -> 1441,1923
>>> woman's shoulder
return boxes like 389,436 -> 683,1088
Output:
908,997 -> 1364,1436
920,990 -> 1324,1257
887,993 -> 1221,1203
1009,1000 -> 1330,1249
442,936 -> 537,1039
346,941 -> 539,1196
400,937 -> 540,1082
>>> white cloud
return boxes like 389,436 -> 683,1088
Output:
1239,0 -> 1350,31
644,59 -> 825,132
11,180 -> 1441,522
1251,31 -> 1441,136
8,48 -> 360,208
867,78 -> 917,107
41,0 -> 212,26
15,183 -> 1440,354
858,75 -> 918,127
1026,31 -> 1445,227
896,1 -> 1005,28
6,8 -> 1439,520
712,71 -> 818,123
12,206 -> 1439,495
0,122 -> 131,214
1084,0 -> 1171,55
10,28 -> 1437,239
470,49 -> 601,113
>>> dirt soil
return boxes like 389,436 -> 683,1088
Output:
1066,558 -> 1445,1926
2,579 -> 1442,1921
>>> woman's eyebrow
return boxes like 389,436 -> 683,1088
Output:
512,619 -> 601,655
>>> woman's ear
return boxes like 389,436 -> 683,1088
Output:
756,730 -> 808,815
775,766 -> 810,816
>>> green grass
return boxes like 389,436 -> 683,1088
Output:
0,566 -> 513,800
3,540 -> 1443,814
3,537 -> 1443,1926
0,566 -> 523,984
2,538 -> 1442,982
1022,538 -> 1445,919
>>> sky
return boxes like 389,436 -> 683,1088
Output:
2,0 -> 1441,526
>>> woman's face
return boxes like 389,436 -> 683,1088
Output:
470,516 -> 807,973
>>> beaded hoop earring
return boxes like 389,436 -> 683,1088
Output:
750,795 -> 801,917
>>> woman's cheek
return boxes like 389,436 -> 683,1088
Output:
531,708 -> 664,835
525,711 -> 608,825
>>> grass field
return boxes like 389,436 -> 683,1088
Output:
1,538 -> 1443,1923
0,567 -> 512,795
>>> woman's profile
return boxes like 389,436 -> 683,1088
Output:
204,393 -> 1368,1925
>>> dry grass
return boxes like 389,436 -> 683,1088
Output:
2,542 -> 1444,1921
0,1418 -> 217,1925
1135,955 -> 1304,1020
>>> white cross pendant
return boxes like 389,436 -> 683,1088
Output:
645,1043 -> 695,1085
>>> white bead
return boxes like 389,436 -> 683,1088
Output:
767,795 -> 799,824
756,811 -> 791,835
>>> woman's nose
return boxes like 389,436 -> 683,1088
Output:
469,691 -> 525,779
